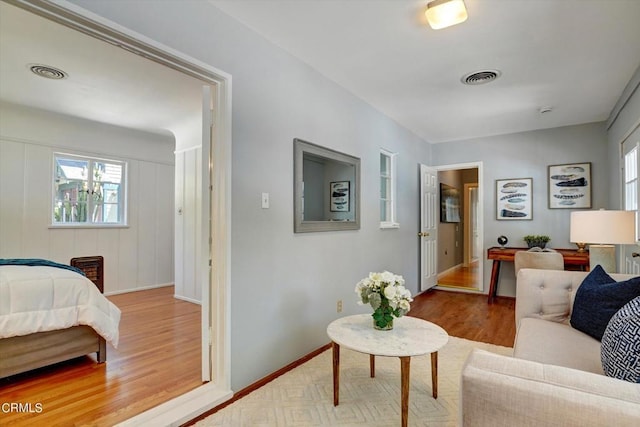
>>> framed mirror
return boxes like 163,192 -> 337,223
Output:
294,138 -> 361,233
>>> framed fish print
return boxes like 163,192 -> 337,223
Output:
496,178 -> 533,220
330,181 -> 350,212
548,162 -> 591,209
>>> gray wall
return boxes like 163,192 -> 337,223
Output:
68,0 -> 431,391
302,157 -> 325,220
432,122 -> 609,297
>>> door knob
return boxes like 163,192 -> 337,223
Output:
418,232 -> 430,237
633,253 -> 640,258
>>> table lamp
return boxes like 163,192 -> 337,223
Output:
570,210 -> 636,273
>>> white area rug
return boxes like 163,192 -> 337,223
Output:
195,337 -> 512,426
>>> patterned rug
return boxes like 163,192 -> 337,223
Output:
195,337 -> 512,426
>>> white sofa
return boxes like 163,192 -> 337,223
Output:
460,268 -> 640,426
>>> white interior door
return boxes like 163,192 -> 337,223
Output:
201,85 -> 213,381
622,125 -> 640,274
420,164 -> 438,291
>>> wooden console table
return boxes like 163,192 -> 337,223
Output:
487,247 -> 589,303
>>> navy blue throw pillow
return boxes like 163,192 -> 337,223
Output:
570,265 -> 640,341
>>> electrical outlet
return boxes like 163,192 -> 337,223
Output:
337,300 -> 343,313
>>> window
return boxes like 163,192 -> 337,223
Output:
380,149 -> 399,228
625,145 -> 638,211
624,144 -> 639,240
52,153 -> 126,226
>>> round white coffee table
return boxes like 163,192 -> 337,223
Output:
327,314 -> 449,427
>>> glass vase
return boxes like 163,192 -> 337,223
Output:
373,318 -> 393,331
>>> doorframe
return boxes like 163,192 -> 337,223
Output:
435,161 -> 484,292
10,0 -> 234,424
463,182 -> 479,266
619,123 -> 640,274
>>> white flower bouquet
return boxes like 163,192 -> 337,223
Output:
355,271 -> 413,330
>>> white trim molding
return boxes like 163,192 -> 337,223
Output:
8,0 -> 234,424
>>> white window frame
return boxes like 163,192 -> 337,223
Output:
51,152 -> 128,228
624,143 -> 639,240
380,149 -> 399,228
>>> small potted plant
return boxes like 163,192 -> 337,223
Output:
523,235 -> 551,249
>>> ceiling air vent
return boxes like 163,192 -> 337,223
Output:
461,70 -> 501,85
29,64 -> 68,80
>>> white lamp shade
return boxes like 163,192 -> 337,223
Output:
425,0 -> 468,30
570,210 -> 636,245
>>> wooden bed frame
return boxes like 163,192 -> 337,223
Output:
0,256 -> 107,379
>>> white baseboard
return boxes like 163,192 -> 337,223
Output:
434,285 -> 483,294
173,293 -> 202,305
114,382 -> 232,427
104,283 -> 173,296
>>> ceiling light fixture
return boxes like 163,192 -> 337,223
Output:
425,0 -> 468,30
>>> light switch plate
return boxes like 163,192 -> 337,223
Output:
261,192 -> 269,209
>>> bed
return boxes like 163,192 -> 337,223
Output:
0,256 -> 121,378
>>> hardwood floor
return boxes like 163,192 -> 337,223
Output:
0,285 -> 515,426
0,286 -> 202,426
427,261 -> 516,347
409,289 -> 515,347
437,260 -> 480,290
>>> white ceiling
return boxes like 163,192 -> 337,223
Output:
1,1 -> 639,144
0,2 -> 204,138
210,0 -> 640,143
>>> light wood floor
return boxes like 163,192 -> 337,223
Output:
437,260 -> 480,290
0,283 -> 514,427
0,286 -> 202,426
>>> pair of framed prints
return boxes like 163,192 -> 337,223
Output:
496,162 -> 591,220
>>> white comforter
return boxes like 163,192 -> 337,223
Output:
0,265 -> 121,347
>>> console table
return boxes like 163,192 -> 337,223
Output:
487,247 -> 589,303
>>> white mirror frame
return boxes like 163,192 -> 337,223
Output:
294,138 -> 361,233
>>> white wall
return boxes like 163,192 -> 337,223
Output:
432,122 -> 609,297
168,103 -> 203,303
607,64 -> 640,209
67,0 -> 432,391
174,146 -> 202,303
0,102 -> 175,294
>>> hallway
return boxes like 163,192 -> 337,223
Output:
437,260 -> 480,290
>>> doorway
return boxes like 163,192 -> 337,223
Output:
435,163 -> 483,291
9,0 -> 233,423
